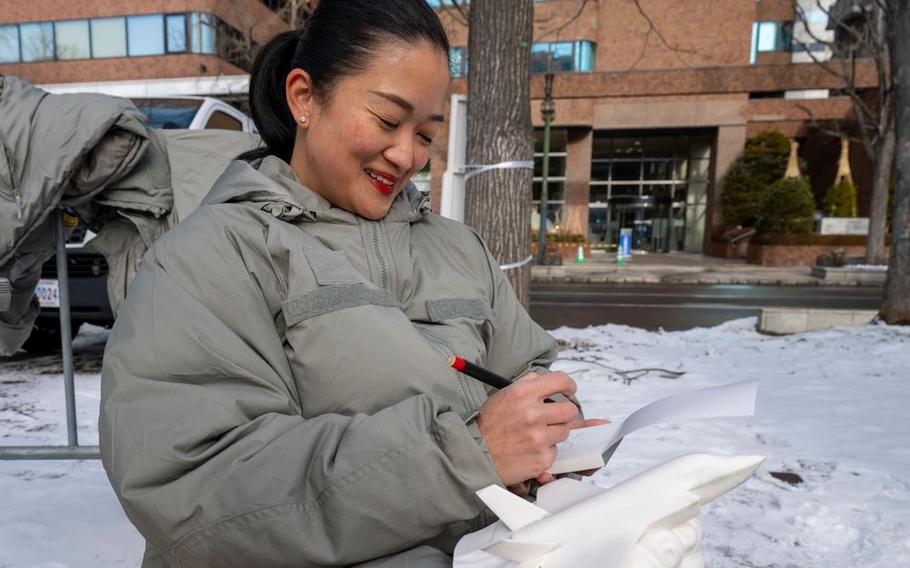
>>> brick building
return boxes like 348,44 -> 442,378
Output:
0,1 -> 286,93
433,0 -> 878,254
1,0 -> 878,255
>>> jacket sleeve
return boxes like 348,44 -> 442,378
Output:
99,220 -> 500,568
471,235 -> 559,381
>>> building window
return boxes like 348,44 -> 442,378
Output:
127,14 -> 165,56
54,20 -> 90,60
588,134 -> 695,251
449,40 -> 595,78
533,129 -> 568,225
189,13 -> 217,54
531,41 -> 596,73
166,14 -> 188,53
20,22 -> 54,62
449,46 -> 467,78
91,17 -> 127,58
0,25 -> 20,63
0,13 -> 249,69
751,21 -> 793,62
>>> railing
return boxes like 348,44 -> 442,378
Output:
0,211 -> 101,460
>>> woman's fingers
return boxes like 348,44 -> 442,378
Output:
541,400 -> 582,425
567,417 -> 611,430
519,371 -> 577,401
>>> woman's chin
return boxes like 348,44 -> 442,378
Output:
357,202 -> 393,221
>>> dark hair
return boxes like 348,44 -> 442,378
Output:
241,0 -> 450,163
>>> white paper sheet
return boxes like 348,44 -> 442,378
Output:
549,380 -> 758,474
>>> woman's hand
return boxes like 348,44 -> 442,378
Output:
531,417 -> 611,485
476,371 -> 580,487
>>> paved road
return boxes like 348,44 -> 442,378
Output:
529,283 -> 884,330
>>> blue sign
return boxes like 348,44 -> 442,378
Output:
619,228 -> 632,257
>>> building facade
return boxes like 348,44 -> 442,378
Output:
1,0 -> 877,255
431,0 -> 877,254
0,1 -> 286,91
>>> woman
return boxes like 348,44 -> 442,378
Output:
100,1 -> 597,566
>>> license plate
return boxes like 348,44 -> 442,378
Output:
36,279 -> 60,308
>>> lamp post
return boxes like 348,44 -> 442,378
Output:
536,72 -> 556,264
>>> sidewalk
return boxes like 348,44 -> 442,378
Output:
531,250 -> 884,287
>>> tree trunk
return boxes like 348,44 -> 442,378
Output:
881,0 -> 910,324
867,119 -> 895,265
464,0 -> 534,308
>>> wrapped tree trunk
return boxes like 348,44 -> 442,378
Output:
881,0 -> 910,324
464,0 -> 534,308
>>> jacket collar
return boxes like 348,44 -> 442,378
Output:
201,155 -> 429,225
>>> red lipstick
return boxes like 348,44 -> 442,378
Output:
365,169 -> 397,195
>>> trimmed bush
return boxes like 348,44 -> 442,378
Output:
721,131 -> 791,228
822,178 -> 858,217
755,177 -> 817,235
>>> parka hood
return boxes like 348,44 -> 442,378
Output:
201,155 -> 430,224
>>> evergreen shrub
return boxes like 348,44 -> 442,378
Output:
755,177 -> 817,235
822,178 -> 858,217
720,131 -> 791,228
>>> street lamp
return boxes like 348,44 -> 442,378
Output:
536,72 -> 556,265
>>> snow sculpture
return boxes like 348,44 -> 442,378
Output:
454,453 -> 765,568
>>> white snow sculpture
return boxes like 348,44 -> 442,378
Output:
454,453 -> 765,568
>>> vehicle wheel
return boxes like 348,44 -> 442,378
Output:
22,321 -> 81,353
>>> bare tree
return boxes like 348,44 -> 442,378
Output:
794,0 -> 894,264
881,0 -> 909,323
270,0 -> 318,29
464,0 -> 535,307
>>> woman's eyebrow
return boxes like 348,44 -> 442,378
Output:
369,90 -> 444,122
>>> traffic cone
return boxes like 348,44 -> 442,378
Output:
615,247 -> 625,265
575,244 -> 585,264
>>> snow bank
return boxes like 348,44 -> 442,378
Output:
1,320 -> 908,567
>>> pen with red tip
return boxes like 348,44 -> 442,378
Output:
448,355 -> 556,403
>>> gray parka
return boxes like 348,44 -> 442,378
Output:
100,156 -> 559,567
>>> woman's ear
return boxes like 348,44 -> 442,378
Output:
286,68 -> 314,126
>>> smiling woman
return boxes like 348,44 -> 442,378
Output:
99,1 -> 594,567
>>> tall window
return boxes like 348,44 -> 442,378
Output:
91,17 -> 127,58
533,129 -> 567,223
127,14 -> 165,56
189,13 -> 217,54
0,25 -> 20,63
20,22 -> 54,62
449,46 -> 467,78
54,20 -> 90,60
166,14 -> 188,53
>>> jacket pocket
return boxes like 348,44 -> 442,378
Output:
282,284 -> 398,327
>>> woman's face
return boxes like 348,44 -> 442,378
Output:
287,40 -> 450,220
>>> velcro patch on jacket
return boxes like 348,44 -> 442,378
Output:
426,298 -> 495,327
282,284 -> 399,327
300,238 -> 363,286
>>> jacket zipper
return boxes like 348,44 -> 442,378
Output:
369,221 -> 390,290
418,327 -> 481,414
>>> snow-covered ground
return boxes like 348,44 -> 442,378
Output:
1,319 -> 909,567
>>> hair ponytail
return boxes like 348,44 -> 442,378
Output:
238,30 -> 301,163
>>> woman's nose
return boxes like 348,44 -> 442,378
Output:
382,135 -> 415,173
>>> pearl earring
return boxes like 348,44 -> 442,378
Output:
299,115 -> 307,124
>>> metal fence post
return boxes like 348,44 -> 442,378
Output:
0,210 -> 100,460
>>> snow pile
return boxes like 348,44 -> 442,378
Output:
2,319 -> 909,567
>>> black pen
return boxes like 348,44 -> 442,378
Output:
448,355 -> 556,403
